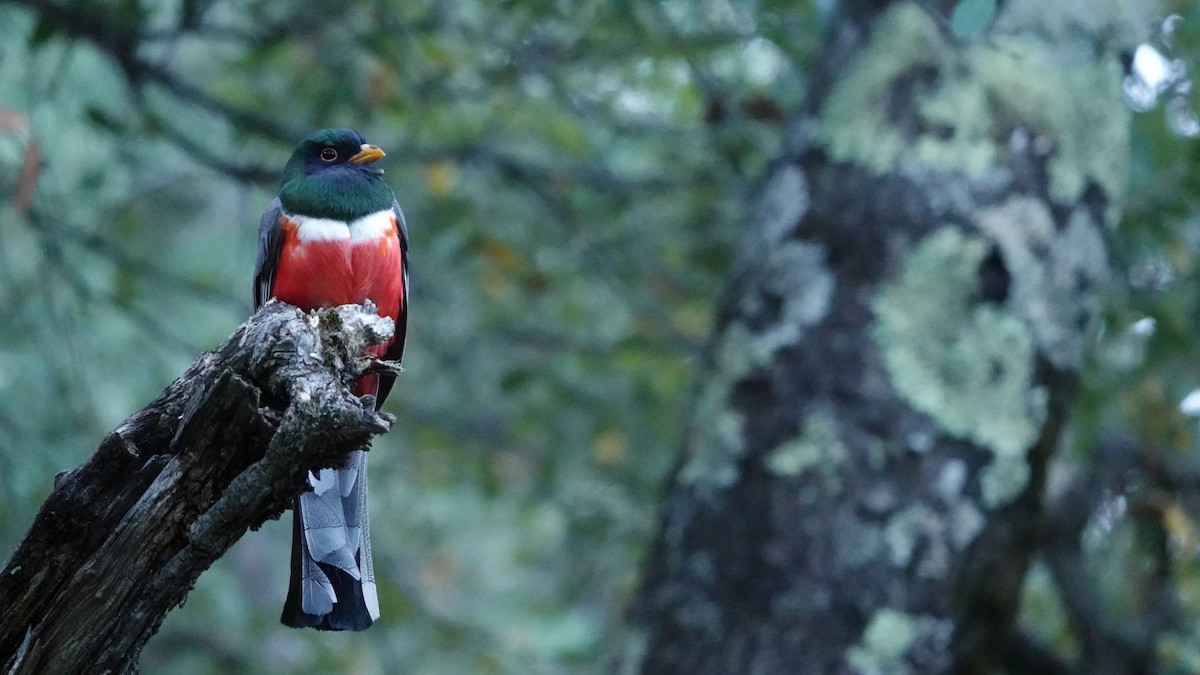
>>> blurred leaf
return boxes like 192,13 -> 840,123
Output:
592,428 -> 628,466
424,160 -> 457,197
1165,501 -> 1198,553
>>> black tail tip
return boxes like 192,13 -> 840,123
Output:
280,605 -> 374,632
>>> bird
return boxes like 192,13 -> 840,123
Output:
252,128 -> 408,631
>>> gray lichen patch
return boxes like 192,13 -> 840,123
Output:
678,319 -> 774,489
948,500 -> 986,549
992,0 -> 1157,65
819,5 -> 952,175
884,497 -> 987,570
818,2 -> 1133,214
980,454 -> 1032,508
934,459 -> 968,503
910,76 -> 998,177
885,504 -> 937,568
873,228 -> 1047,488
679,364 -> 746,490
833,517 -> 887,570
738,241 -> 835,356
971,34 -> 1130,210
737,164 -> 809,270
818,4 -> 1012,181
846,608 -> 943,675
680,241 -> 834,490
975,198 -> 1107,370
765,411 -> 849,490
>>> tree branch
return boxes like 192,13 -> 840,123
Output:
0,301 -> 395,674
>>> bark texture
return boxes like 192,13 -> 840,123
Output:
0,301 -> 394,674
637,1 -> 1150,672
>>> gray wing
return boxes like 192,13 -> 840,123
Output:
253,197 -> 285,310
392,198 -> 410,255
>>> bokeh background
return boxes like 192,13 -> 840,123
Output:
3,0 -> 1200,672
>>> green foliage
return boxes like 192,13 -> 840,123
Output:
5,0 -> 1200,671
0,0 -> 802,671
950,0 -> 997,38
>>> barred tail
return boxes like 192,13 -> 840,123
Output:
281,450 -> 379,631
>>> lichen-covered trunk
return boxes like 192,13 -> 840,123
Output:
636,1 -> 1149,672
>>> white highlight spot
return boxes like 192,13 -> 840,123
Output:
1180,389 -> 1200,416
1134,44 -> 1172,93
1124,43 -> 1188,113
1130,317 -> 1157,337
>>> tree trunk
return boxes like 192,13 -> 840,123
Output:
636,1 -> 1148,672
0,301 -> 394,674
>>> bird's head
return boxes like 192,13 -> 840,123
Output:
278,128 -> 393,220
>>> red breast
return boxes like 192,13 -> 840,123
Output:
271,208 -> 405,337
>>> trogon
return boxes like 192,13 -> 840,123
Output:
253,128 -> 409,631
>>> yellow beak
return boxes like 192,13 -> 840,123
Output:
348,144 -> 385,164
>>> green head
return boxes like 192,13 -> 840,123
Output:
278,128 -> 394,220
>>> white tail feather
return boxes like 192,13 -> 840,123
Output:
298,451 -> 378,620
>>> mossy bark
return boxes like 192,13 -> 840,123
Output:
636,1 -> 1146,672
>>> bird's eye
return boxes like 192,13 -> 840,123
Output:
320,148 -> 338,162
